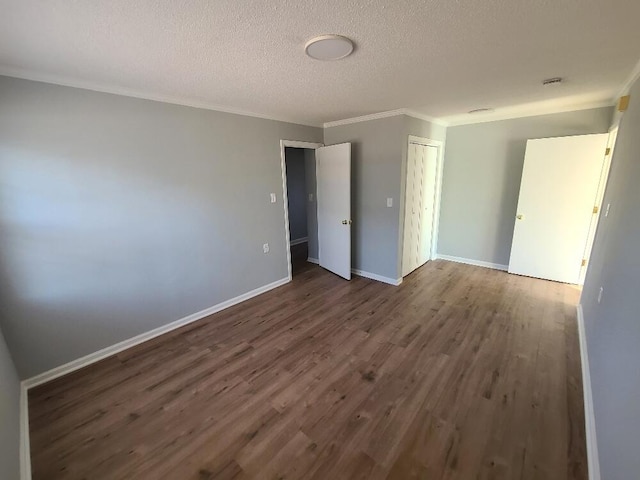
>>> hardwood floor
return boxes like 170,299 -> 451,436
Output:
28,260 -> 587,480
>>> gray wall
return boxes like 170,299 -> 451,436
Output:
438,107 -> 613,266
304,149 -> 319,260
0,327 -> 20,480
582,80 -> 640,480
284,148 -> 308,242
324,115 -> 445,280
0,76 -> 322,378
324,115 -> 405,280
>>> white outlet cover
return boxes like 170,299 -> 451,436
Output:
270,193 -> 276,203
263,243 -> 270,253
386,197 -> 393,207
605,203 -> 611,217
598,286 -> 604,303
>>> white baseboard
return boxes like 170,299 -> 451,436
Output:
20,383 -> 31,480
436,254 -> 508,271
18,276 -> 291,480
306,258 -> 401,286
289,237 -> 308,246
577,304 -> 601,480
22,276 -> 290,390
351,268 -> 402,286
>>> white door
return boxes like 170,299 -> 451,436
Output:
420,145 -> 438,264
317,143 -> 351,280
402,143 -> 438,277
508,134 -> 608,284
402,143 -> 421,277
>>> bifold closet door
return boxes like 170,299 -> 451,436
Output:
420,145 -> 438,264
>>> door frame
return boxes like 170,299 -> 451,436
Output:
280,139 -> 324,281
400,135 -> 445,277
579,126 -> 617,284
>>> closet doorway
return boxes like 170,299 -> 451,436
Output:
402,137 -> 443,277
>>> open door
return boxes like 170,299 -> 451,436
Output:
316,143 -> 351,280
508,134 -> 608,284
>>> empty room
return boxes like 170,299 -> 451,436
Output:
1,1 -> 639,479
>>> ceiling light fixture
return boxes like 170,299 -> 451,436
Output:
542,77 -> 563,86
468,108 -> 494,114
305,35 -> 354,61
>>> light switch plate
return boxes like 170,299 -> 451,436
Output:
263,243 -> 270,254
387,198 -> 393,207
270,193 -> 276,203
309,193 -> 314,202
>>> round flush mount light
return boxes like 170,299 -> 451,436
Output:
305,35 -> 354,61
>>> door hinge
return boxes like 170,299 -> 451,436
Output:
618,95 -> 630,112
581,259 -> 587,267
605,147 -> 611,156
593,206 -> 599,214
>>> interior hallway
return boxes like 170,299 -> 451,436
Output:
28,260 -> 586,479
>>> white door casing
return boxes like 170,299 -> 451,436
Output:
280,140 -> 323,281
579,127 -> 618,284
317,143 -> 352,280
508,134 -> 608,284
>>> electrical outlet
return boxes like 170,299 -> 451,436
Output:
597,286 -> 604,303
263,243 -> 270,254
270,193 -> 276,203
387,198 -> 393,207
605,203 -> 611,217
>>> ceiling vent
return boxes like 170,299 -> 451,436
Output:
542,77 -> 563,86
468,108 -> 494,114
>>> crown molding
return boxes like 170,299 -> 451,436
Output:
616,57 -> 640,99
442,100 -> 614,127
403,109 -> 449,127
0,66 -> 323,128
323,109 -> 407,128
323,108 -> 448,128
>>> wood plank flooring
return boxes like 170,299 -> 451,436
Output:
28,260 -> 587,480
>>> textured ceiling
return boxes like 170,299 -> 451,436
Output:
1,0 -> 639,126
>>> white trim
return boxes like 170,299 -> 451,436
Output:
323,108 -> 448,129
0,66 -> 322,128
617,56 -> 640,98
323,109 -> 407,128
436,254 -> 509,271
577,304 -> 601,480
280,140 -> 324,282
18,275 -> 289,480
20,383 -> 31,480
351,268 -> 402,286
22,277 -> 289,389
443,100 -> 614,127
404,109 -> 448,126
305,260 -> 402,286
320,99 -> 615,130
290,236 -> 308,246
